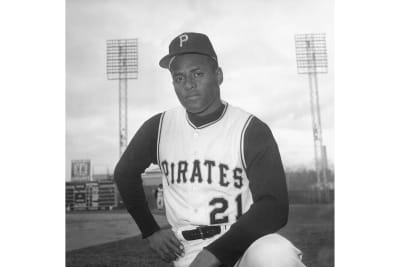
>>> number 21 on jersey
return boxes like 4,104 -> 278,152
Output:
209,194 -> 243,224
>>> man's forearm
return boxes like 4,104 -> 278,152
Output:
114,170 -> 160,238
205,196 -> 288,266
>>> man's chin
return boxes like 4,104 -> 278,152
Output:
185,100 -> 221,116
185,102 -> 210,114
186,106 -> 203,114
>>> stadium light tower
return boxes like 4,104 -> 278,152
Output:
107,39 -> 138,157
295,33 -> 329,193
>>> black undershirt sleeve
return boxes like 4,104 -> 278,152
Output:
113,113 -> 162,238
205,117 -> 289,267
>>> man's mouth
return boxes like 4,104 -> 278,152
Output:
186,94 -> 200,100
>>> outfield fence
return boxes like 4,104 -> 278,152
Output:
66,183 -> 334,212
288,189 -> 334,204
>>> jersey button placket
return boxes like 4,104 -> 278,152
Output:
193,130 -> 199,157
192,130 -> 200,192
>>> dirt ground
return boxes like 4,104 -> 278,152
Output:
66,204 -> 334,267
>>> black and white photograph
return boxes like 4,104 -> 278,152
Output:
66,0 -> 334,266
4,1 -> 400,267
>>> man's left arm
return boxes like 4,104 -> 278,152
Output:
204,117 -> 289,267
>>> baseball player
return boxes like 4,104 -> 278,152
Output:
114,32 -> 305,267
156,184 -> 164,209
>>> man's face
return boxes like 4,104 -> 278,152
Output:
169,54 -> 223,115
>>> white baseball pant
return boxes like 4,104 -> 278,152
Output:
173,225 -> 305,267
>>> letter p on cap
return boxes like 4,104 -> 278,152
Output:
179,34 -> 189,47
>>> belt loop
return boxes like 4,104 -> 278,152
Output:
198,227 -> 205,239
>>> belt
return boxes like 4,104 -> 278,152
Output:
181,225 -> 221,241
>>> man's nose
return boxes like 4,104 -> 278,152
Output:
184,76 -> 195,90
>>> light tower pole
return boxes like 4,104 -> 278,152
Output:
295,33 -> 329,198
106,39 -> 138,157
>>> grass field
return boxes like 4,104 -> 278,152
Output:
66,204 -> 334,267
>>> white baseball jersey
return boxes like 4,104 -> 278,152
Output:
157,103 -> 254,230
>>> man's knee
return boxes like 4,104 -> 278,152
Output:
238,234 -> 304,267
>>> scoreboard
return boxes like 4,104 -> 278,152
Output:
66,181 -> 117,211
73,183 -> 87,210
87,182 -> 99,210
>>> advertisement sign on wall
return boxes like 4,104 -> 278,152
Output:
71,160 -> 91,182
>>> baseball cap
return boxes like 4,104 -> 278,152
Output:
159,32 -> 218,69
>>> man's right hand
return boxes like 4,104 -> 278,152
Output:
146,229 -> 185,262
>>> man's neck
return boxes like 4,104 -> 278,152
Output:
186,102 -> 226,128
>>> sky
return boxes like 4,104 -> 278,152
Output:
66,0 -> 334,180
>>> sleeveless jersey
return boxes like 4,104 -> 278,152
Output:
157,103 -> 254,229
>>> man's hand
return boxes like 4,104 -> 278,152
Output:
189,249 -> 220,267
146,229 -> 184,263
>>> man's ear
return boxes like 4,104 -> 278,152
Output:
216,67 -> 223,85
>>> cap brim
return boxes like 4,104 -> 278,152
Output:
159,54 -> 175,69
159,52 -> 218,69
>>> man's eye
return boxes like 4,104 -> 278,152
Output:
174,76 -> 184,83
193,72 -> 203,78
